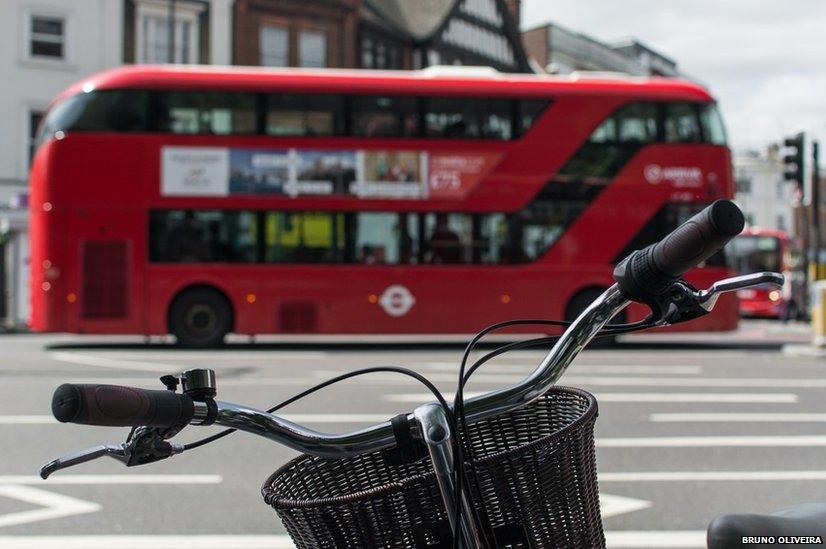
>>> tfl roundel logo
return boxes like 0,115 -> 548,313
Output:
379,285 -> 416,317
644,164 -> 663,184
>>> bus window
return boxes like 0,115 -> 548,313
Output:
37,90 -> 149,143
664,103 -> 702,143
158,92 -> 257,135
351,212 -> 419,264
519,99 -> 551,135
425,98 -> 512,140
699,103 -> 727,145
351,96 -> 420,137
264,212 -> 344,263
266,94 -> 343,136
149,210 -> 257,263
423,213 -> 473,264
559,102 -> 657,182
589,103 -> 657,144
730,236 -> 782,274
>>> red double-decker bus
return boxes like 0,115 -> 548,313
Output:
30,65 -> 737,346
731,228 -> 800,319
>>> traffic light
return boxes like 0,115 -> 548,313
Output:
783,132 -> 805,190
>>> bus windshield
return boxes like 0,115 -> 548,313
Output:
730,235 -> 782,274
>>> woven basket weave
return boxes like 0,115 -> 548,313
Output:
262,386 -> 605,548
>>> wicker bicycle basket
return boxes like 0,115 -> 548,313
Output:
262,387 -> 604,548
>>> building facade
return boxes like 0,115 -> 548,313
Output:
734,147 -> 797,233
233,0 -> 529,72
522,22 -> 678,76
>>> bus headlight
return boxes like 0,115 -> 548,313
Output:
768,290 -> 781,302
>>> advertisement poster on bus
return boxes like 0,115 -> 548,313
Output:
294,150 -> 357,196
427,152 -> 503,199
229,149 -> 290,194
162,146 -> 498,201
352,150 -> 428,199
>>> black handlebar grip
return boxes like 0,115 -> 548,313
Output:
614,200 -> 744,300
51,384 -> 195,428
651,199 -> 744,278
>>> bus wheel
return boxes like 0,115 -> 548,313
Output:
565,288 -> 625,347
168,287 -> 233,348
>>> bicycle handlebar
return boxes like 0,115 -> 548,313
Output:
47,201 -> 748,459
52,384 -> 195,428
615,200 -> 744,300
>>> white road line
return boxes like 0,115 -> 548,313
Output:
0,475 -> 222,485
0,536 -> 296,548
0,416 -> 56,424
563,376 -> 826,388
600,470 -> 826,482
0,485 -> 100,528
383,392 -> 799,404
49,352 -> 182,373
0,532 -> 708,548
75,351 -> 329,360
604,531 -> 705,548
651,413 -> 826,422
316,371 -> 826,387
418,363 -> 702,375
0,414 -> 390,425
598,435 -> 826,447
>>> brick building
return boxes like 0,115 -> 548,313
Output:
233,0 -> 530,72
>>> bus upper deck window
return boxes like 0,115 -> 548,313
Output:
699,103 -> 728,145
266,94 -> 343,137
589,103 -> 657,144
159,92 -> 257,135
37,89 -> 149,143
351,96 -> 420,137
664,103 -> 702,143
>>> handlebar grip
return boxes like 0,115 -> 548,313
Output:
614,200 -> 744,300
51,384 -> 194,428
651,199 -> 744,278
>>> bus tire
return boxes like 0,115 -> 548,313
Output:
565,287 -> 625,347
168,287 -> 233,348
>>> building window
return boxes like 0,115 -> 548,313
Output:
28,110 -> 45,170
135,0 -> 203,64
260,25 -> 288,67
299,30 -> 326,68
30,15 -> 65,59
736,177 -> 752,194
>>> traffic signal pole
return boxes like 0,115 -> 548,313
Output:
814,141 -> 821,280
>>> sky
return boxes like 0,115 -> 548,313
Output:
521,0 -> 826,154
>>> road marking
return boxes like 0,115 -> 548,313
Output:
600,470 -> 826,481
0,415 -> 56,424
2,475 -> 222,485
316,371 -> 826,388
0,414 -> 389,425
598,435 -> 826,447
49,352 -> 182,373
604,531 -> 705,548
600,493 -> 651,518
384,392 -> 799,404
0,536 -> 296,548
0,485 -> 100,528
563,376 -> 826,388
0,532 -> 708,548
73,351 -> 329,360
418,363 -> 702,375
651,413 -> 826,422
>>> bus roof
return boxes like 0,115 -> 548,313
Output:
58,64 -> 715,104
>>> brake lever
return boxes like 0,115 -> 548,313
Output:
39,427 -> 184,479
695,272 -> 785,311
40,444 -> 128,479
656,272 -> 784,326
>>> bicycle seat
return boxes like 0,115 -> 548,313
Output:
707,503 -> 826,548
